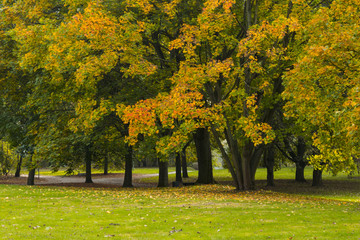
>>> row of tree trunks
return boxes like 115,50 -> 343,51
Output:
24,138 -> 323,188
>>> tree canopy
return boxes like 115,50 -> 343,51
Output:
0,0 -> 358,189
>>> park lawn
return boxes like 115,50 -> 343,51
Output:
0,184 -> 359,240
135,167 -> 360,203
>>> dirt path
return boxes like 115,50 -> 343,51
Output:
5,172 -> 177,188
32,173 -> 161,185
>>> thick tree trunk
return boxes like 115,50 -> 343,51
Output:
123,144 -> 133,188
312,169 -> 323,186
295,162 -> 307,182
157,159 -> 168,187
266,167 -> 274,187
194,128 -> 214,184
27,168 -> 35,185
181,148 -> 189,178
15,155 -> 22,177
264,145 -> 275,187
85,145 -> 93,183
175,153 -> 182,183
242,142 -> 254,190
104,154 -> 108,175
295,137 -> 307,182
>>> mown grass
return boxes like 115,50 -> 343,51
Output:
3,166 -> 359,239
134,167 -> 360,202
0,184 -> 359,239
28,166 -> 360,203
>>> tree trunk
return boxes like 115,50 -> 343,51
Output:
123,144 -> 133,188
27,154 -> 35,185
241,141 -> 254,190
85,145 -> 93,183
15,155 -> 22,177
157,159 -> 168,187
27,168 -> 36,185
312,169 -> 323,186
175,153 -> 182,183
295,137 -> 307,182
295,162 -> 307,182
104,153 -> 108,175
194,128 -> 214,184
181,147 -> 189,178
264,145 -> 275,187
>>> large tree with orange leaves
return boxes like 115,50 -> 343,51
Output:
122,0 -> 302,190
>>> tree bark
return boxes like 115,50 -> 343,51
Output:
15,155 -> 22,177
242,141 -> 254,190
157,159 -> 168,187
312,169 -> 323,186
85,145 -> 93,183
175,153 -> 182,182
27,154 -> 35,185
181,147 -> 189,178
104,153 -> 109,175
264,145 -> 275,187
295,162 -> 307,182
104,153 -> 108,175
194,128 -> 214,184
27,168 -> 36,185
295,137 -> 307,182
123,144 -> 133,188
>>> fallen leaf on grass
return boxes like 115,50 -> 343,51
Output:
109,223 -> 120,226
169,228 -> 182,234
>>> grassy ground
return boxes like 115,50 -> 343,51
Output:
1,167 -> 360,239
0,184 -> 359,240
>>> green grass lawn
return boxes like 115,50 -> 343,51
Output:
2,167 -> 359,239
0,184 -> 359,240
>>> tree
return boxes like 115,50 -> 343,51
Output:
2,0 -> 161,186
275,135 -> 308,182
0,4 -> 41,183
124,0 -> 301,190
283,0 -> 360,177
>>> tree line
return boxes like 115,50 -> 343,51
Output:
0,0 -> 358,190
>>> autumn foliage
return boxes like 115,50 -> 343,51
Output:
0,0 -> 358,190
